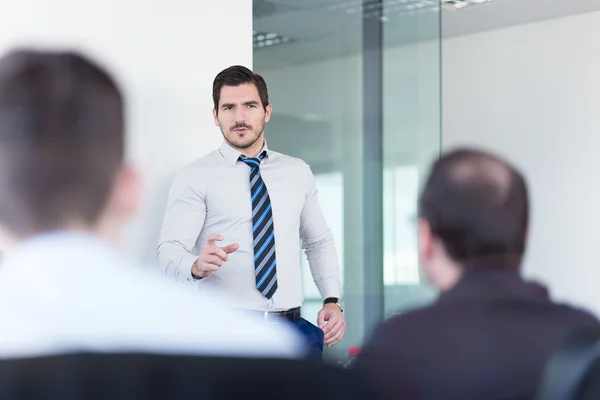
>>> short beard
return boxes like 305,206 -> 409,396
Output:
221,123 -> 264,150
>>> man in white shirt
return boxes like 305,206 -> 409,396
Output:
0,49 -> 303,359
157,65 -> 346,358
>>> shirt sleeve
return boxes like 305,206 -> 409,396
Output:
157,170 -> 206,282
299,164 -> 342,300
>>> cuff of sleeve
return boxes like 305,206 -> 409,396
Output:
179,254 -> 200,282
316,278 -> 341,300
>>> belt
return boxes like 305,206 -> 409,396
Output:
258,307 -> 301,323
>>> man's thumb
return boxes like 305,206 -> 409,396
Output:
317,311 -> 326,329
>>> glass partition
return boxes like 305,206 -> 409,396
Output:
252,0 -> 441,362
382,1 -> 442,316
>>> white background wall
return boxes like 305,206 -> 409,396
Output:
0,0 -> 252,263
443,10 -> 600,314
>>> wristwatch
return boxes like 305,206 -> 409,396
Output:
323,297 -> 344,312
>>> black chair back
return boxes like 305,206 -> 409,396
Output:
0,353 -> 377,400
537,324 -> 600,400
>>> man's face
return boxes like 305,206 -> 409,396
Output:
213,83 -> 272,150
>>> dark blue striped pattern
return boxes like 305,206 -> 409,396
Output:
239,152 -> 277,299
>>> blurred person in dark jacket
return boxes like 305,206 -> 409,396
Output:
353,148 -> 599,400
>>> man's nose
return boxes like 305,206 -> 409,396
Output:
233,107 -> 248,121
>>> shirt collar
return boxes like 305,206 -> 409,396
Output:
0,230 -> 119,273
219,140 -> 272,167
436,268 -> 550,305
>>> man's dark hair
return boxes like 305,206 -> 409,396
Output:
418,148 -> 529,268
212,65 -> 269,114
0,49 -> 125,237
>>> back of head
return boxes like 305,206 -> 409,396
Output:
419,148 -> 529,269
0,49 -> 124,238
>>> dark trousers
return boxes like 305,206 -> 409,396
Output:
289,318 -> 324,360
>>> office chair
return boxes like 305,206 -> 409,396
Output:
537,324 -> 600,400
0,352 -> 377,400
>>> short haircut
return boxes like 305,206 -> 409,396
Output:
419,148 -> 529,268
0,49 -> 125,237
212,65 -> 269,114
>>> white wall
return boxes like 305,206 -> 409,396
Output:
0,0 -> 252,263
443,11 -> 600,313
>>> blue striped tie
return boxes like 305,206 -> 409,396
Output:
239,152 -> 278,299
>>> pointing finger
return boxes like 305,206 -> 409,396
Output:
222,243 -> 239,254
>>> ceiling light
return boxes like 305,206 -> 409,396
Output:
253,30 -> 291,49
441,0 -> 494,9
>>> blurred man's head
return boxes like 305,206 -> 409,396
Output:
0,49 -> 139,242
418,148 -> 529,291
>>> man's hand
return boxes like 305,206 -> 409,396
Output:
191,234 -> 239,278
318,303 -> 346,347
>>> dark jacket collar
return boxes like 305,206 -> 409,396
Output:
437,268 -> 550,305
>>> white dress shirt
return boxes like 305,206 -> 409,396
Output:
157,141 -> 341,312
0,231 -> 304,359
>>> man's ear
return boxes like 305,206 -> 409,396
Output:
264,104 -> 272,123
418,218 -> 434,260
212,108 -> 219,127
109,164 -> 141,220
